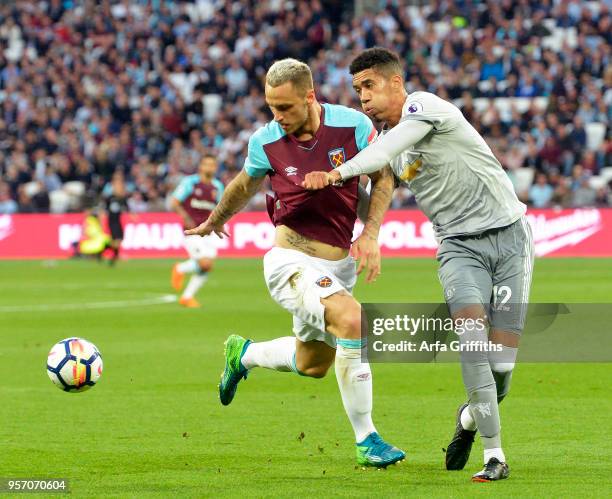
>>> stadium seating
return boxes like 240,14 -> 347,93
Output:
0,0 -> 609,213
49,190 -> 71,214
586,123 -> 607,151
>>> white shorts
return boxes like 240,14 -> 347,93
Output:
263,247 -> 357,348
184,234 -> 218,259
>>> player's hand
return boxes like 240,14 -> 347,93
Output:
184,218 -> 229,238
351,233 -> 381,283
302,170 -> 341,190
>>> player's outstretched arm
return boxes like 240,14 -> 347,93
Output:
302,120 -> 433,190
336,119 -> 432,180
184,170 -> 265,238
352,166 -> 395,283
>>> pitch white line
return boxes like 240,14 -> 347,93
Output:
0,294 -> 177,313
8,282 -> 162,290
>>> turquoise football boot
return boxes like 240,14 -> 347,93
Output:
356,432 -> 406,468
219,334 -> 251,406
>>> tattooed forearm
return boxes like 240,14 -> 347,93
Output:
363,166 -> 394,238
284,232 -> 319,256
209,170 -> 264,226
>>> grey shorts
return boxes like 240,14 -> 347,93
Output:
436,216 -> 534,334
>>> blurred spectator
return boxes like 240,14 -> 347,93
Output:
572,178 -> 598,207
0,182 -> 18,214
529,173 -> 555,208
127,191 -> 148,213
225,59 -> 249,98
551,177 -> 573,208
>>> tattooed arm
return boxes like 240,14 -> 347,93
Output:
362,166 -> 394,239
351,165 -> 394,282
184,170 -> 265,237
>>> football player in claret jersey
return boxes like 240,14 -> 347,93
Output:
186,58 -> 405,467
304,47 -> 534,482
171,155 -> 224,308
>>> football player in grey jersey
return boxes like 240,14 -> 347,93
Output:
303,47 -> 534,482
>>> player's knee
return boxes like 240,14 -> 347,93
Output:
331,314 -> 361,340
453,304 -> 488,323
323,295 -> 362,339
197,259 -> 213,272
300,364 -> 330,378
296,359 -> 331,378
336,304 -> 362,339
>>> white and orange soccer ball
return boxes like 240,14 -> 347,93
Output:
47,338 -> 103,392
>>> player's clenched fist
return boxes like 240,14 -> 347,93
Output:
184,217 -> 229,238
302,169 -> 342,190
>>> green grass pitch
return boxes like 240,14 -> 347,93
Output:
1,258 -> 611,497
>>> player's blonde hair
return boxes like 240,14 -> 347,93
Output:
266,58 -> 313,96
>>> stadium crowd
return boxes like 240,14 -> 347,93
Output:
0,0 -> 610,215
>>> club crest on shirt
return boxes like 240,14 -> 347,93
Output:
400,157 -> 423,181
316,276 -> 333,288
195,188 -> 202,196
328,147 -> 346,168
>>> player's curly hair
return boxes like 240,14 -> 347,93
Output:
266,58 -> 314,96
349,47 -> 403,78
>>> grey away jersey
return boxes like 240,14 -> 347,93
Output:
384,92 -> 526,240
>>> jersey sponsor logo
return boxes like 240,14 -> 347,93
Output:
285,166 -> 298,176
328,147 -> 346,168
316,276 -> 333,288
399,157 -> 423,181
407,101 -> 423,114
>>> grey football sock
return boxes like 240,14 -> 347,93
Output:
461,361 -> 501,447
459,321 -> 501,449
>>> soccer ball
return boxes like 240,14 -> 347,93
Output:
47,337 -> 103,392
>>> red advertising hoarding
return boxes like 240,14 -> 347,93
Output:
0,208 -> 611,259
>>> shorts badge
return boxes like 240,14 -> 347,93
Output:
316,276 -> 333,288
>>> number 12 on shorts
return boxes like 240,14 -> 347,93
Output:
493,285 -> 512,309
